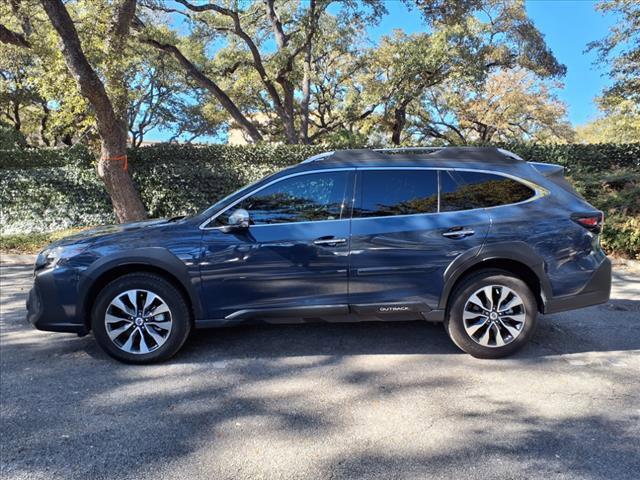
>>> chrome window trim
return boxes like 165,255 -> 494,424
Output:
200,165 -> 546,230
352,167 -> 546,220
199,168 -> 355,230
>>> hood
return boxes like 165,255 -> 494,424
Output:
49,218 -> 180,248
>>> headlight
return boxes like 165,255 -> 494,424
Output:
35,245 -> 87,270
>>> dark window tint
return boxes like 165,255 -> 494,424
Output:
440,171 -> 477,211
355,170 -> 438,218
447,171 -> 535,209
217,171 -> 348,225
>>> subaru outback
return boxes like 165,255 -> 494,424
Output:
27,147 -> 611,363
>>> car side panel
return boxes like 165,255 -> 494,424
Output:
483,196 -> 608,298
199,220 -> 351,320
349,209 -> 490,309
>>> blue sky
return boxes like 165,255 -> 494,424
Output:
524,0 -> 614,125
146,0 -> 615,142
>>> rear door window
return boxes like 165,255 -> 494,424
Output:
439,171 -> 477,212
354,170 -> 438,218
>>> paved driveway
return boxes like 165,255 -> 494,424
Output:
1,257 -> 639,480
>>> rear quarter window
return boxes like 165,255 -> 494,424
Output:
446,171 -> 536,209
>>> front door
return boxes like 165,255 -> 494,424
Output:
199,169 -> 354,321
348,168 -> 490,313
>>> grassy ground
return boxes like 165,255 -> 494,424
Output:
0,227 -> 89,254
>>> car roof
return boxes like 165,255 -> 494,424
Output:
293,147 -> 525,172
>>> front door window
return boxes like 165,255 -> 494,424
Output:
216,171 -> 349,226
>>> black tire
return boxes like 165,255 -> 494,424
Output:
91,272 -> 192,364
445,269 -> 537,359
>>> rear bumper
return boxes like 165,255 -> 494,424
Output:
26,268 -> 88,335
544,257 -> 612,314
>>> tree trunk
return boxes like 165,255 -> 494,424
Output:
281,81 -> 298,144
300,54 -> 311,144
39,100 -> 51,146
299,0 -> 316,145
41,0 -> 146,223
98,125 -> 147,222
391,106 -> 407,145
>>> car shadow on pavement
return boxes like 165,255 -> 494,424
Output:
175,296 -> 640,362
2,299 -> 639,365
3,314 -> 639,480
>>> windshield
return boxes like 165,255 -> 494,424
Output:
193,170 -> 283,221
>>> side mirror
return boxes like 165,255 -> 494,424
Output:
221,208 -> 250,233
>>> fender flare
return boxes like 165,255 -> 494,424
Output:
77,247 -> 204,321
438,241 -> 552,310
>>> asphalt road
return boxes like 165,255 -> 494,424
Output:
1,257 -> 639,480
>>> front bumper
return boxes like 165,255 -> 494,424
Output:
544,257 -> 612,314
26,267 -> 88,335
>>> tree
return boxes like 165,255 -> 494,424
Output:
580,0 -> 639,144
138,0 -> 385,144
412,69 -> 575,144
0,43 -> 91,147
126,51 -> 211,147
42,0 -> 147,221
0,1 -> 49,145
355,29 -> 460,145
1,0 -> 147,222
576,98 -> 640,143
358,0 -> 567,145
588,0 -> 639,107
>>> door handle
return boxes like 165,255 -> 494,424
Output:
313,237 -> 347,246
442,228 -> 475,239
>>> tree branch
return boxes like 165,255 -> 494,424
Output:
139,36 -> 263,142
0,24 -> 31,48
173,0 -> 293,140
264,0 -> 288,48
111,0 -> 137,39
174,0 -> 234,17
40,0 -> 118,137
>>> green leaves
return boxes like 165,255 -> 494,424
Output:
1,142 -> 638,258
588,0 -> 639,105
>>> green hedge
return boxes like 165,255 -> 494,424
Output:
1,143 -> 638,258
0,144 -> 95,169
496,143 -> 640,172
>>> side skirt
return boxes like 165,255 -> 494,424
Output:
194,303 -> 446,329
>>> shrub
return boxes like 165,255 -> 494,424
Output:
1,142 -> 638,258
0,124 -> 28,150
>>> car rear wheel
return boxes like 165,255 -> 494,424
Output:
445,270 -> 537,358
91,273 -> 191,364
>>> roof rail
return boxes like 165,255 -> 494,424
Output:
300,151 -> 335,163
299,146 -> 524,164
496,148 -> 524,161
372,147 -> 443,154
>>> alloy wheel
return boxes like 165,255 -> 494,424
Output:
104,289 -> 173,354
462,285 -> 526,348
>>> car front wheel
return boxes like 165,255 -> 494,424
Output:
91,273 -> 192,364
445,270 -> 538,358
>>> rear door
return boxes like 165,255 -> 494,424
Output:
348,168 -> 490,313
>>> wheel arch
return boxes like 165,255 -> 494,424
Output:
440,242 -> 552,313
78,248 -> 203,331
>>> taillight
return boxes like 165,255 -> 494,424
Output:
571,212 -> 604,233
